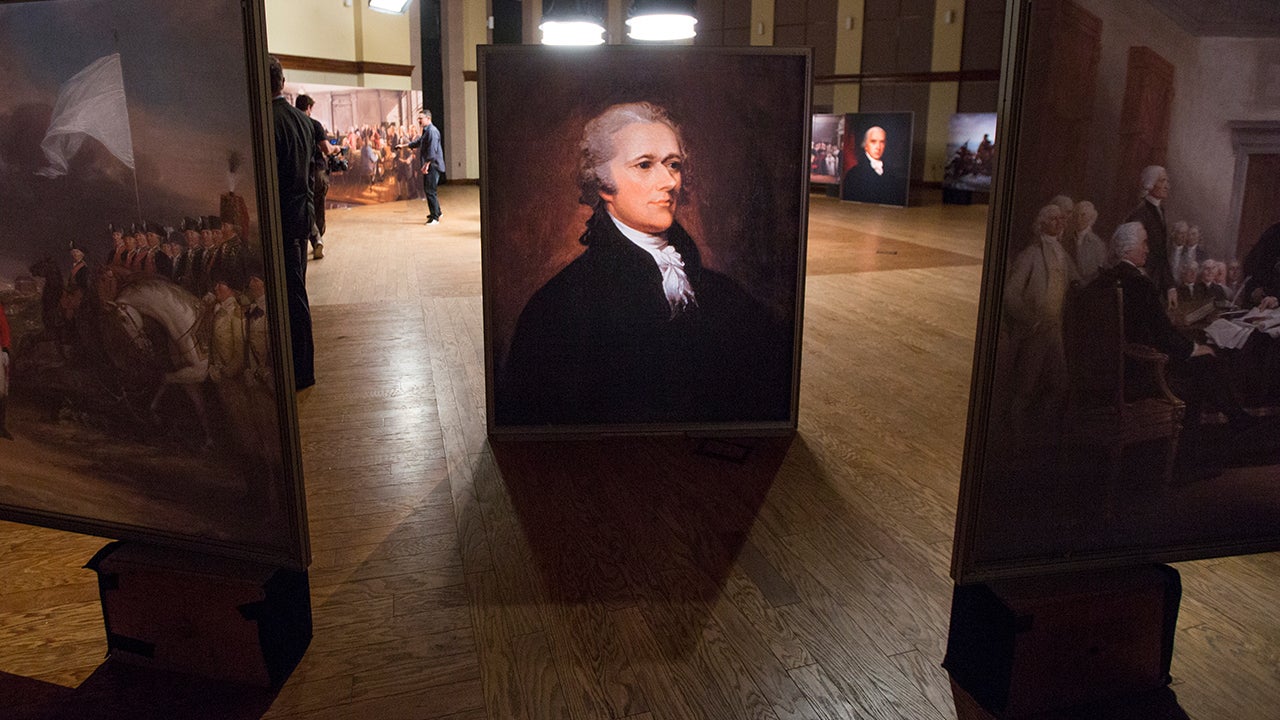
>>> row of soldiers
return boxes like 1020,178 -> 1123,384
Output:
102,216 -> 258,298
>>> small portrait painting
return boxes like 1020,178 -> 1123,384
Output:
839,112 -> 914,207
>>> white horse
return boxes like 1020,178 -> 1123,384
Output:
112,278 -> 214,445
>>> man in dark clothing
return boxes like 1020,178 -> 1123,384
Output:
400,110 -> 445,224
295,93 -> 330,259
1241,221 -> 1280,307
1125,165 -> 1173,293
1094,222 -> 1252,458
498,101 -> 792,427
269,55 -> 315,390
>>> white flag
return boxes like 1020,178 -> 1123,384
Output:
36,53 -> 135,178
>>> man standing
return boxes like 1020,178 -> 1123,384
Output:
1126,165 -> 1173,294
269,55 -> 316,390
401,110 -> 445,225
296,93 -> 330,259
840,125 -> 907,206
1003,203 -> 1079,436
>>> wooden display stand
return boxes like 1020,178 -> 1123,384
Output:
87,542 -> 311,688
943,565 -> 1181,718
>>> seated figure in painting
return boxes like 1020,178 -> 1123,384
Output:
1242,221 -> 1280,309
497,101 -> 792,426
1092,222 -> 1255,455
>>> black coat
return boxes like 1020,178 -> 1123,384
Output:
1095,260 -> 1192,363
498,211 -> 793,426
272,97 -> 315,241
1126,199 -> 1170,289
841,156 -> 907,206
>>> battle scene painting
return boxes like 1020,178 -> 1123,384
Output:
942,113 -> 997,192
955,0 -> 1280,581
0,0 -> 306,565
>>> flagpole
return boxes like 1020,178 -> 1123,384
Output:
132,166 -> 143,226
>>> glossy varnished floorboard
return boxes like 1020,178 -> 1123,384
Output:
1,187 -> 1278,719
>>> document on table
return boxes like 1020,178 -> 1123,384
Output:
1204,318 -> 1254,349
1241,308 -> 1280,337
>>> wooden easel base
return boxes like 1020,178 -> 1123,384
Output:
87,542 -> 311,688
944,565 -> 1181,717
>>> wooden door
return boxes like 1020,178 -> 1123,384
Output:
1112,46 -> 1174,222
1237,153 -> 1280,259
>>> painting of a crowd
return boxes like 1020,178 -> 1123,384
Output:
809,113 -> 843,185
958,0 -> 1280,577
0,0 -> 302,559
281,86 -> 428,206
326,121 -> 431,204
2,194 -> 280,470
999,172 -> 1280,468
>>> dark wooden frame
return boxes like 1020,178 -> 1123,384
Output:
0,0 -> 309,569
477,45 -> 812,437
951,0 -> 1280,583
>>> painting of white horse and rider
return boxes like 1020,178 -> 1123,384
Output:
0,0 -> 308,566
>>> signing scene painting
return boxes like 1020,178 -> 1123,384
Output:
958,0 -> 1280,578
281,82 -> 425,207
0,0 -> 302,562
481,47 -> 809,432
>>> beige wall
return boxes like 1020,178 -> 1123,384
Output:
264,0 -> 411,91
833,0 -> 865,112
925,0 -> 964,182
751,0 -> 775,46
265,0 -> 358,60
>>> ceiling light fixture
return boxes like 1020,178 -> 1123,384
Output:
626,0 -> 697,41
540,0 -> 607,46
369,0 -> 412,14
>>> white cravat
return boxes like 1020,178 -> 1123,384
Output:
867,153 -> 884,175
610,214 -> 697,319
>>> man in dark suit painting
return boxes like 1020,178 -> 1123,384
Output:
497,101 -> 792,427
840,126 -> 908,206
1126,165 -> 1174,295
1093,222 -> 1253,451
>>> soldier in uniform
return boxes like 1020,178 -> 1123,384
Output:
107,224 -> 125,265
69,248 -> 89,290
126,225 -> 148,271
144,223 -> 172,277
212,221 -> 248,291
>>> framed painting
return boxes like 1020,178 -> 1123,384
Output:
479,46 -> 811,436
810,113 -> 844,186
0,0 -> 309,568
839,111 -> 913,207
942,113 -> 997,192
953,0 -> 1280,582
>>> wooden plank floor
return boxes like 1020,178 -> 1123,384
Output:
1,187 -> 1277,718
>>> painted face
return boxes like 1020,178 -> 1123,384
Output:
864,127 -> 886,161
1073,206 -> 1092,232
1040,207 -> 1065,238
1150,172 -> 1169,200
249,276 -> 266,300
599,122 -> 683,235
